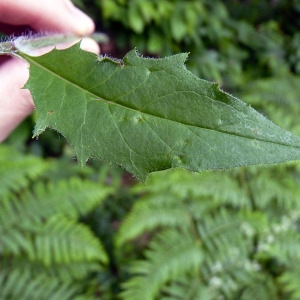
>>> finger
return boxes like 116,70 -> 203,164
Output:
0,0 -> 94,35
80,38 -> 100,54
0,58 -> 33,142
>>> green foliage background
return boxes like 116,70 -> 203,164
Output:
2,0 -> 300,299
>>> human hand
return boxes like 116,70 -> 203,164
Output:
0,0 -> 100,142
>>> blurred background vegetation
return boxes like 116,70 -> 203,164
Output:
2,0 -> 300,299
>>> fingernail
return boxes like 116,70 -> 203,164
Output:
80,38 -> 100,54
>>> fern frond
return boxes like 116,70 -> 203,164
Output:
0,214 -> 108,266
198,209 -> 249,260
117,170 -> 250,246
0,178 -> 112,256
256,211 -> 300,265
28,214 -> 108,265
120,229 -> 203,300
0,145 -> 49,197
160,277 -> 210,300
139,169 -> 249,208
196,210 -> 267,298
242,75 -> 300,135
0,214 -> 108,288
243,75 -> 300,108
235,276 -> 277,300
248,168 -> 300,213
0,268 -> 96,300
119,168 -> 273,299
1,256 -> 102,282
116,194 -> 191,246
278,269 -> 300,300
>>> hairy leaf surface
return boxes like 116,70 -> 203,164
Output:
21,44 -> 300,181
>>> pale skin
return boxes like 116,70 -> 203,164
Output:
0,0 -> 100,142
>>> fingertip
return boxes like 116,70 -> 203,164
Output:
80,38 -> 100,54
30,0 -> 96,36
69,5 -> 95,36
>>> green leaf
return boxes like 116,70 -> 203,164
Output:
20,44 -> 300,181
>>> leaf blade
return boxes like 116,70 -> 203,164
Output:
21,44 -> 300,181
